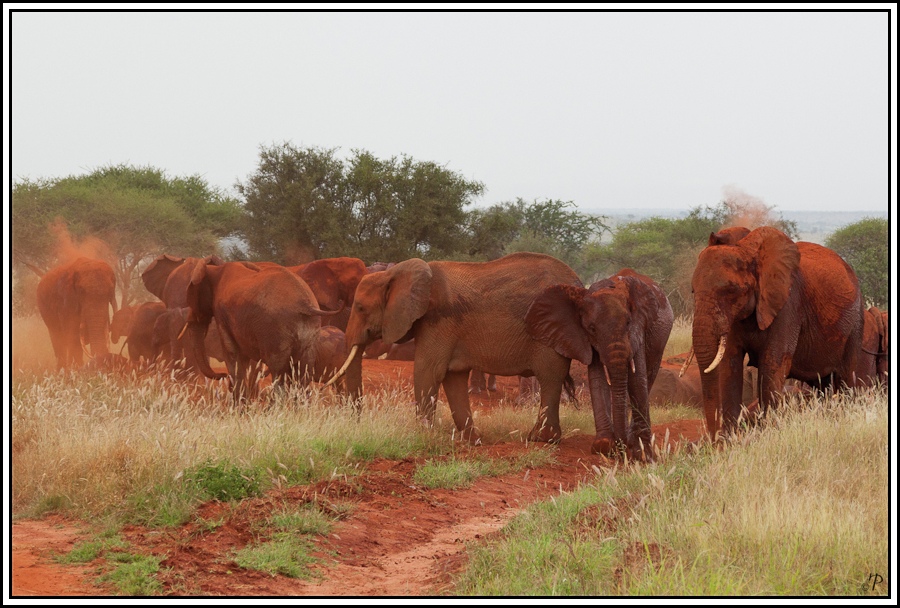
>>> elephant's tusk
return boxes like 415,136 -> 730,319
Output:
604,364 -> 611,386
177,321 -> 189,341
630,359 -> 636,373
325,344 -> 359,387
679,348 -> 694,378
704,336 -> 727,374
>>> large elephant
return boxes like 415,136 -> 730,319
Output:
691,226 -> 864,439
37,257 -> 117,369
185,260 -> 342,402
526,268 -> 674,460
330,252 -> 583,444
857,306 -> 889,387
141,254 -> 226,379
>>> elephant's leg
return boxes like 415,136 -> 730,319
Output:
233,356 -> 251,404
64,326 -> 83,368
527,366 -> 566,444
757,352 -> 791,418
487,374 -> 498,392
468,370 -> 486,394
442,370 -> 481,444
587,359 -> 616,455
45,325 -> 67,369
414,361 -> 443,425
719,352 -> 746,434
627,361 -> 653,462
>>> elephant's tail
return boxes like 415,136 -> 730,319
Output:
564,374 -> 579,409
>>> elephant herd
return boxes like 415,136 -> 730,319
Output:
34,225 -> 888,461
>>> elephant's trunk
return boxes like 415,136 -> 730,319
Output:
600,341 -> 631,453
692,308 -> 727,440
84,299 -> 110,360
187,322 -> 226,379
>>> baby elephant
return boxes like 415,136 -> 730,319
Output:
527,268 -> 674,461
309,326 -> 352,396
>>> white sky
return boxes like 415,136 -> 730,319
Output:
6,6 -> 896,213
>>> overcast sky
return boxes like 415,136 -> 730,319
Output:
8,8 -> 894,213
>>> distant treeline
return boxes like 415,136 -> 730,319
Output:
12,143 -> 888,315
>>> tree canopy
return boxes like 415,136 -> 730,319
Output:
12,164 -> 242,306
235,143 -> 485,264
825,217 -> 888,308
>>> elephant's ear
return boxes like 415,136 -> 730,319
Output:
744,227 -> 800,331
525,284 -> 593,365
186,260 -> 214,324
142,254 -> 185,300
382,259 -> 433,344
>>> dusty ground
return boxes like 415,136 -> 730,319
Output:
11,358 -> 705,598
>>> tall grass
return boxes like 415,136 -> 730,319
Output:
663,315 -> 693,359
455,388 -> 889,596
11,368 -> 456,525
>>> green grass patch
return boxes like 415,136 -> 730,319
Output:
56,534 -> 129,564
414,450 -> 555,489
98,552 -> 164,596
185,460 -> 262,502
232,532 -> 320,579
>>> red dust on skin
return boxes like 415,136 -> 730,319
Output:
11,359 -> 705,598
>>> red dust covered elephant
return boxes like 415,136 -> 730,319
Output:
690,226 -> 864,439
329,252 -> 584,444
37,257 -> 117,369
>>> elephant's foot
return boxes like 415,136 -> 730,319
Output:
591,435 -> 627,457
627,439 -> 655,463
457,426 -> 482,446
528,421 -> 562,444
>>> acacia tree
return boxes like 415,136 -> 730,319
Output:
236,143 -> 485,263
825,217 -> 888,307
465,199 -> 609,280
12,164 -> 242,307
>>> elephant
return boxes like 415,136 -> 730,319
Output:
308,326 -> 351,393
141,254 -> 226,379
184,260 -> 343,402
294,257 -> 367,332
690,226 -> 865,439
526,268 -> 674,460
254,257 -> 367,332
115,301 -> 167,364
856,306 -> 889,387
152,307 -> 228,367
329,252 -> 583,443
110,304 -> 135,344
37,257 -> 117,369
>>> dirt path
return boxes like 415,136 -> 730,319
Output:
10,359 -> 705,597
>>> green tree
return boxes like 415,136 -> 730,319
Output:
235,143 -> 353,264
467,199 -> 609,279
12,164 -> 242,307
825,217 -> 888,308
236,143 -> 485,263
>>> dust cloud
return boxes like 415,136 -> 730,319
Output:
719,185 -> 780,230
49,218 -> 114,265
